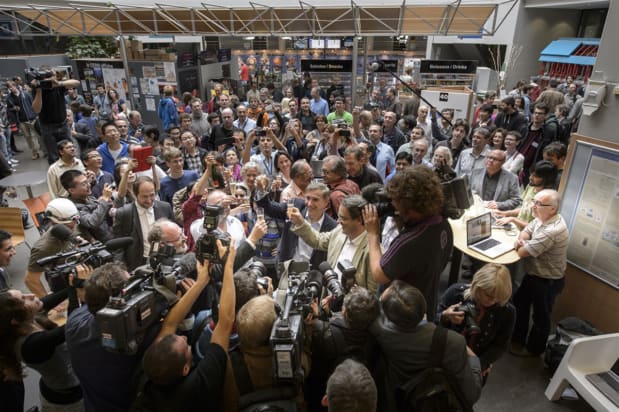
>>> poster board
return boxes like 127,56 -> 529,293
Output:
420,87 -> 475,124
559,134 -> 619,289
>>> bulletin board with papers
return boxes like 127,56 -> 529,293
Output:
559,135 -> 619,289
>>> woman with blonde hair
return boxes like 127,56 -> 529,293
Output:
436,263 -> 515,382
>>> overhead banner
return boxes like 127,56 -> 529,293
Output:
301,59 -> 353,72
419,60 -> 477,74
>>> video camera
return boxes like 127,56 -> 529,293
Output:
25,67 -> 54,90
95,242 -> 186,354
36,241 -> 114,292
195,205 -> 230,265
270,261 -> 320,384
361,175 -> 473,220
270,259 -> 354,383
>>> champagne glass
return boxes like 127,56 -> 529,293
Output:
287,198 -> 295,222
256,207 -> 265,222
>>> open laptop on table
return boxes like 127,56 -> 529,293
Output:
586,358 -> 619,407
466,212 -> 514,259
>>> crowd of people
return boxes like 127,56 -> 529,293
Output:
0,67 -> 574,411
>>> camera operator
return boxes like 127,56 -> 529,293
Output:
0,264 -> 91,411
437,263 -> 515,382
137,241 -> 236,412
308,286 -> 380,411
30,68 -> 80,164
363,166 -> 453,321
290,194 -> 377,294
25,198 -> 81,298
232,294 -> 311,409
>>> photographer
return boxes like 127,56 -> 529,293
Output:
0,265 -> 90,411
138,241 -> 236,412
61,169 -> 114,243
26,198 -> 81,298
30,68 -> 80,164
363,166 -> 453,321
308,286 -> 380,411
437,263 -> 515,381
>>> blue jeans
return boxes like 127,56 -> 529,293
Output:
512,274 -> 565,355
39,120 -> 71,164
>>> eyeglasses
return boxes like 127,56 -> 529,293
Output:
533,200 -> 553,207
486,156 -> 505,162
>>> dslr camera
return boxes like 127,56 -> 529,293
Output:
456,302 -> 481,343
195,205 -> 230,264
25,67 -> 54,90
333,119 -> 350,138
255,127 -> 267,137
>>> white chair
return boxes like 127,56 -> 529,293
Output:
545,333 -> 619,411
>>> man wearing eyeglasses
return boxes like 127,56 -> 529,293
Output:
60,169 -> 114,243
511,189 -> 568,357
469,149 -> 522,211
0,229 -> 16,288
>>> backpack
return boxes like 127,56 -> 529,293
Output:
395,326 -> 473,412
544,317 -> 601,372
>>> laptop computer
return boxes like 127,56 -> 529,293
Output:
586,358 -> 619,408
466,212 -> 514,259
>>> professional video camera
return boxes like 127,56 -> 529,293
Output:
361,175 -> 473,220
195,205 -> 230,265
270,261 -> 321,384
36,240 -> 115,292
456,301 -> 481,346
362,187 -> 396,218
95,242 -> 185,355
24,67 -> 54,90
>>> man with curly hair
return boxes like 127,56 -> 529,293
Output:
363,165 -> 453,321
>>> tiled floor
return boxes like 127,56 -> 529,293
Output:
3,140 -> 596,411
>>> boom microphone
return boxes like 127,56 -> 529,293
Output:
50,224 -> 79,243
172,253 -> 198,278
104,237 -> 134,251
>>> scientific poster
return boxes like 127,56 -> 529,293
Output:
145,97 -> 156,111
163,62 -> 176,82
567,148 -> 619,286
101,68 -> 128,101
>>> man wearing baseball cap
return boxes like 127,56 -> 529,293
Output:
25,198 -> 80,297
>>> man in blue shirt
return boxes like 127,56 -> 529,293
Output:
97,122 -> 130,174
159,147 -> 199,205
367,124 -> 395,181
310,86 -> 329,117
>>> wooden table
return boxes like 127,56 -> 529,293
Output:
448,214 -> 521,285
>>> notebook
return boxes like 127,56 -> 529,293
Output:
466,212 -> 514,259
586,358 -> 619,407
